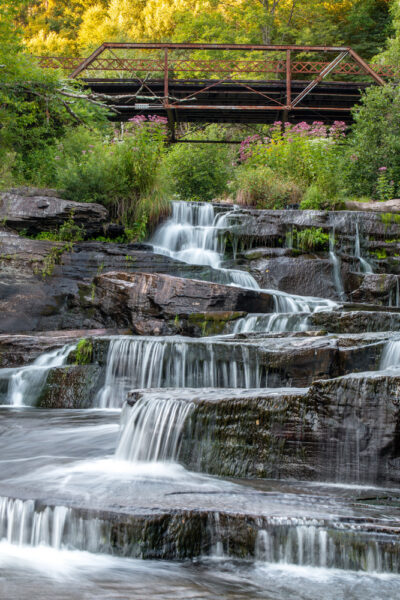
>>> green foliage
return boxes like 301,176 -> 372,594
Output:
33,212 -> 85,242
345,85 -> 400,197
231,165 -> 302,209
74,339 -> 93,365
0,3 -> 109,185
381,212 -> 400,228
300,184 -> 343,210
34,242 -> 72,278
372,248 -> 388,259
242,122 -> 347,209
164,130 -> 233,201
55,122 -> 170,230
376,169 -> 395,201
294,227 -> 330,252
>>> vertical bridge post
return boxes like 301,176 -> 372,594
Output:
286,49 -> 291,108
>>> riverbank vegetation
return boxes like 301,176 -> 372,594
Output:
2,0 -> 400,239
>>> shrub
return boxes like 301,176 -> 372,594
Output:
239,121 -> 347,206
231,165 -> 302,209
295,227 -> 330,251
345,85 -> 400,197
54,118 -> 171,232
164,132 -> 233,201
299,184 -> 343,210
34,212 -> 84,242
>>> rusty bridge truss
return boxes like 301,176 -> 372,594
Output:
37,43 -> 395,132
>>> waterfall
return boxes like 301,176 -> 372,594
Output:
233,312 -> 310,334
329,230 -> 345,300
380,339 -> 400,369
254,524 -> 398,572
115,395 -> 194,462
151,201 -> 337,333
354,222 -> 373,274
151,200 -> 259,289
96,337 -> 262,408
2,344 -> 76,407
0,496 -> 105,554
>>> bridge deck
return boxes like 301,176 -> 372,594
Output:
86,79 -> 369,124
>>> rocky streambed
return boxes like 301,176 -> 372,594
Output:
1,191 -> 400,599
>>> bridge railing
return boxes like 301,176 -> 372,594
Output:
37,55 -> 398,80
34,43 -> 391,116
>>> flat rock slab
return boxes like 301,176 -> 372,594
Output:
0,329 -> 128,367
0,188 -> 108,235
89,271 -> 275,324
310,310 -> 400,333
225,208 -> 400,239
0,232 -> 221,333
345,198 -> 400,213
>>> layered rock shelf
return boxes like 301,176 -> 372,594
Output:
2,195 -> 400,587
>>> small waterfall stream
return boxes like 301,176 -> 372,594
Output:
96,336 -> 262,408
2,344 -> 76,406
151,201 -> 259,288
329,230 -> 345,300
380,339 -> 400,369
115,396 -> 194,462
152,201 -> 337,332
354,222 -> 373,274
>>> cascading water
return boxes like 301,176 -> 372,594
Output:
380,339 -> 400,369
151,201 -> 337,333
96,336 -> 262,408
3,199 -> 400,597
1,344 -> 76,406
354,222 -> 373,274
233,312 -> 310,334
255,523 -> 399,573
151,201 -> 259,289
329,230 -> 345,300
115,395 -> 194,462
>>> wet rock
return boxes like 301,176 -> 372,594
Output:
87,272 -> 275,326
243,254 -> 340,299
0,329 -> 127,368
0,188 -> 108,236
0,231 -> 221,333
37,364 -> 102,408
226,208 -> 400,240
310,310 -> 400,334
350,273 -> 400,305
5,494 -> 400,569
308,371 -> 400,484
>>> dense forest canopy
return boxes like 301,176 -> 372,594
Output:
11,0 -> 392,60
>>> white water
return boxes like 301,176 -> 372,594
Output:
380,339 -> 400,369
354,222 -> 373,274
152,201 -> 336,332
3,344 -> 76,406
96,336 -> 262,408
115,395 -> 194,462
233,312 -> 309,334
255,525 -> 398,573
151,201 -> 258,288
329,230 -> 345,300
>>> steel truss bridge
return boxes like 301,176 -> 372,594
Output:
38,43 -> 396,139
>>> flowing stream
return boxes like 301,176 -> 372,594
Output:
1,201 -> 400,599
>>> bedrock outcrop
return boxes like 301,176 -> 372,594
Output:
85,271 -> 275,328
0,188 -> 108,236
0,231 -> 220,333
126,371 -> 400,484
